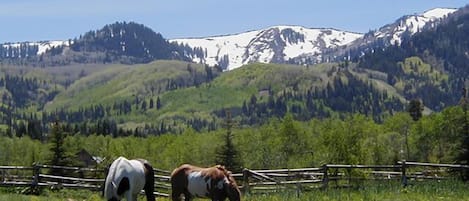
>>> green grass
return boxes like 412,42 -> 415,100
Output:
44,60 -> 205,111
46,61 -> 340,112
0,188 -> 102,201
399,57 -> 447,82
213,63 -> 330,92
2,180 -> 469,201
395,56 -> 448,94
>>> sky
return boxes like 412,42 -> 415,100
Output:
0,0 -> 468,43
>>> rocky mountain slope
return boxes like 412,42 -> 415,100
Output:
170,26 -> 362,70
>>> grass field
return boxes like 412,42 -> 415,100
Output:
2,180 -> 469,201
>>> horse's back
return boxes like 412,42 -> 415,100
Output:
111,157 -> 146,178
171,164 -> 228,180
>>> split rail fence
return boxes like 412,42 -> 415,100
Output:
1,161 -> 469,197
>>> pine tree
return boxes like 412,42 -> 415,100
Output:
407,99 -> 424,121
215,110 -> 242,172
141,100 -> 147,111
156,96 -> 162,109
4,99 -> 14,138
149,98 -> 154,109
48,121 -> 72,175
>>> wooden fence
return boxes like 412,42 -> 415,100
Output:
239,161 -> 469,195
0,164 -> 104,190
1,161 -> 469,197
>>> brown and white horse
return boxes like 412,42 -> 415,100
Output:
170,164 -> 241,201
104,156 -> 155,201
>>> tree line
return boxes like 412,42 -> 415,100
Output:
1,103 -> 468,179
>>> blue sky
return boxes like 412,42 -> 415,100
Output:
0,0 -> 467,43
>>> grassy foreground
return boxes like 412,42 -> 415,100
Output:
1,180 -> 469,201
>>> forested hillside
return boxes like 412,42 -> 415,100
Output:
356,5 -> 469,111
1,60 -> 408,138
0,22 -> 204,66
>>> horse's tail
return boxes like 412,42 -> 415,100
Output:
143,161 -> 156,201
102,163 -> 111,197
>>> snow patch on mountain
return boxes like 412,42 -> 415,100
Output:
170,25 -> 362,70
36,40 -> 71,54
171,30 -> 261,69
423,8 -> 456,18
2,40 -> 71,57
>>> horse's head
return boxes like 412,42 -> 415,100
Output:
223,171 -> 241,201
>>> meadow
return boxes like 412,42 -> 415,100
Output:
1,180 -> 469,201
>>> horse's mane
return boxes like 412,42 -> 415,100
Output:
214,165 -> 238,186
214,165 -> 230,176
214,165 -> 227,172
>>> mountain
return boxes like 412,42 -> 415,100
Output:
69,22 -> 182,62
331,8 -> 457,61
171,8 -> 456,70
0,22 -> 190,66
0,7 -> 457,69
170,26 -> 362,70
355,5 -> 469,111
368,8 -> 456,46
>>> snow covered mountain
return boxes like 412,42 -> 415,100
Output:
373,8 -> 456,45
170,26 -> 363,70
333,8 -> 457,61
171,8 -> 456,70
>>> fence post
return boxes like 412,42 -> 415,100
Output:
32,164 -> 40,192
401,160 -> 407,187
1,168 -> 5,182
347,167 -> 352,187
322,164 -> 329,189
295,172 -> 301,198
242,168 -> 250,195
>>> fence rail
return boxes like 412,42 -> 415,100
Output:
1,161 -> 469,197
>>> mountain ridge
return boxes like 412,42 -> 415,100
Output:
334,8 -> 457,62
0,7 -> 457,69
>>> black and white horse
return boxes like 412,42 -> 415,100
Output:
104,156 -> 155,201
